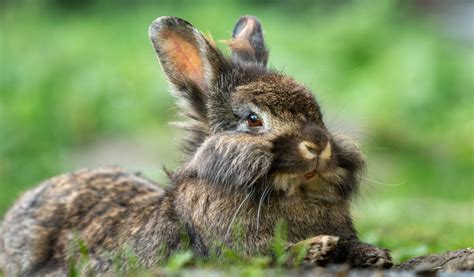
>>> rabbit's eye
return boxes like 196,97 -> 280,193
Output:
247,113 -> 263,128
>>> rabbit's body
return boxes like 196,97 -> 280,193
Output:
1,167 -> 356,275
1,168 -> 174,275
1,16 -> 393,276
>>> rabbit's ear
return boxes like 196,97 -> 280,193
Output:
229,16 -> 268,66
149,16 -> 225,120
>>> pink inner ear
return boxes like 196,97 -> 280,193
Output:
161,29 -> 206,91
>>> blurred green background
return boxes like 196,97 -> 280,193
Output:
0,0 -> 472,263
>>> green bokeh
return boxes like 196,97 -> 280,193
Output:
1,0 -> 473,263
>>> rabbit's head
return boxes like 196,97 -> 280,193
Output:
149,16 -> 364,200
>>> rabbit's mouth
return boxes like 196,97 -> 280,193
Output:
272,167 -> 323,196
272,154 -> 340,196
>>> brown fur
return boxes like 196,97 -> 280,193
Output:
0,16 -> 392,276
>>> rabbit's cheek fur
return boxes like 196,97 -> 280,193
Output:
185,133 -> 273,190
315,134 -> 365,199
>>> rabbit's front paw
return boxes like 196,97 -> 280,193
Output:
356,247 -> 393,269
288,235 -> 339,267
304,235 -> 339,265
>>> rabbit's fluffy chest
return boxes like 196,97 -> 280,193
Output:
175,180 -> 355,255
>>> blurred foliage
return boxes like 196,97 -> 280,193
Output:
0,0 -> 473,263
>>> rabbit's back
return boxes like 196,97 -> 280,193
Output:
1,167 -> 164,276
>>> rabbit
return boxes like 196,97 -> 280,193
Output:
0,15 -> 393,276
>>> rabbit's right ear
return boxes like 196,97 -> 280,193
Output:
229,16 -> 268,67
149,17 -> 225,120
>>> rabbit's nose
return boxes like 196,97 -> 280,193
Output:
298,140 -> 332,160
319,141 -> 332,160
299,140 -> 318,160
298,125 -> 331,160
302,125 -> 329,148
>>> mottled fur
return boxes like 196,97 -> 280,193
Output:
0,16 -> 392,276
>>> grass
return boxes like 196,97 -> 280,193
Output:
61,219 -> 319,275
0,0 -> 473,271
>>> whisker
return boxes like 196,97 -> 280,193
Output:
266,186 -> 273,205
256,182 -> 271,235
225,190 -> 253,239
360,176 -> 406,187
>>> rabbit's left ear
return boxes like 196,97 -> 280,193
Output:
149,16 -> 224,95
228,16 -> 269,67
149,16 -> 226,122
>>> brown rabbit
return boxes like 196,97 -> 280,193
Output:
0,16 -> 392,276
